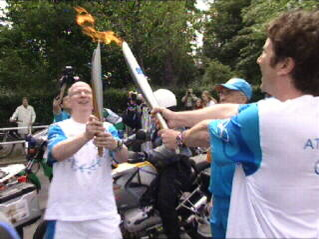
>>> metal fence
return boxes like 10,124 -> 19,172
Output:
0,125 -> 49,145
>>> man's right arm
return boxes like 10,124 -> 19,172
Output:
48,124 -> 90,162
176,104 -> 240,127
52,96 -> 62,115
49,115 -> 105,162
53,81 -> 67,115
153,103 -> 240,128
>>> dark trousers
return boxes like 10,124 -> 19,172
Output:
156,159 -> 192,239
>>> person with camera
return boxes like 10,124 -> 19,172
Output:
52,66 -> 80,123
44,81 -> 128,239
122,91 -> 142,139
181,88 -> 198,110
52,77 -> 71,123
9,97 -> 36,138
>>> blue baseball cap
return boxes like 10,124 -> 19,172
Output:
215,78 -> 253,100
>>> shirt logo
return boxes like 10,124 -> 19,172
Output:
217,119 -> 230,142
136,67 -> 144,75
70,156 -> 102,174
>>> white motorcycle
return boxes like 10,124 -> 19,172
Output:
113,147 -> 212,239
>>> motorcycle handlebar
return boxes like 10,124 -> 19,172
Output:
123,129 -> 150,146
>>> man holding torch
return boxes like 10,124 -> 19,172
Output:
44,81 -> 128,239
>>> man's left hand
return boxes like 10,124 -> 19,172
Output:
93,132 -> 118,150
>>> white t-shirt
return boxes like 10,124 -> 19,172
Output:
44,118 -> 120,226
10,105 -> 36,135
209,95 -> 319,238
206,100 -> 216,107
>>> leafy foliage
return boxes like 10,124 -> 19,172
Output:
202,0 -> 319,86
201,60 -> 234,89
0,0 -> 201,96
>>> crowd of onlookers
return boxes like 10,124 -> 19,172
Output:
181,88 -> 218,110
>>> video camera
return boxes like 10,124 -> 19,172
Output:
60,66 -> 79,87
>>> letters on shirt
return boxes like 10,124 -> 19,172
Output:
304,138 -> 319,150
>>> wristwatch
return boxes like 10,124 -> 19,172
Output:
176,132 -> 185,147
113,139 -> 124,152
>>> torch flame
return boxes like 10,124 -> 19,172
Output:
74,6 -> 123,46
74,6 -> 95,26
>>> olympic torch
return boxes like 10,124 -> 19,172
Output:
122,42 -> 168,129
74,6 -> 168,129
91,42 -> 104,156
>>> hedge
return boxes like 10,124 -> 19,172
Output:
0,86 -> 266,128
0,89 -> 129,128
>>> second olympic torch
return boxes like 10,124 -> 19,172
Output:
73,6 -> 167,129
122,42 -> 168,129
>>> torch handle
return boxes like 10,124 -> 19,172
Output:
92,88 -> 103,157
97,146 -> 103,157
155,112 -> 168,129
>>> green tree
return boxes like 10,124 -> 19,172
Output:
202,0 -> 251,69
202,0 -> 319,86
200,59 -> 234,89
0,0 -> 202,95
237,0 -> 319,84
94,0 -> 201,87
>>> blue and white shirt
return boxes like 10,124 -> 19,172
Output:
208,95 -> 319,238
44,118 -> 121,226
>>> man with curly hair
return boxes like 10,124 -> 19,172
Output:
156,10 -> 319,238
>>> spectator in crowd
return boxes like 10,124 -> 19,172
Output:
155,10 -> 319,238
44,81 -> 128,239
181,88 -> 198,110
215,78 -> 253,104
10,97 -> 36,138
52,72 -> 80,123
194,98 -> 203,109
122,91 -> 142,133
201,90 -> 217,107
206,78 -> 252,238
103,108 -> 125,139
53,94 -> 71,123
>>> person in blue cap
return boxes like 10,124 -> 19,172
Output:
214,78 -> 253,104
208,78 -> 252,238
151,77 -> 253,238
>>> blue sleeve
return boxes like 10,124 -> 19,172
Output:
106,124 -> 120,161
107,124 -> 119,140
47,124 -> 67,166
208,103 -> 262,176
